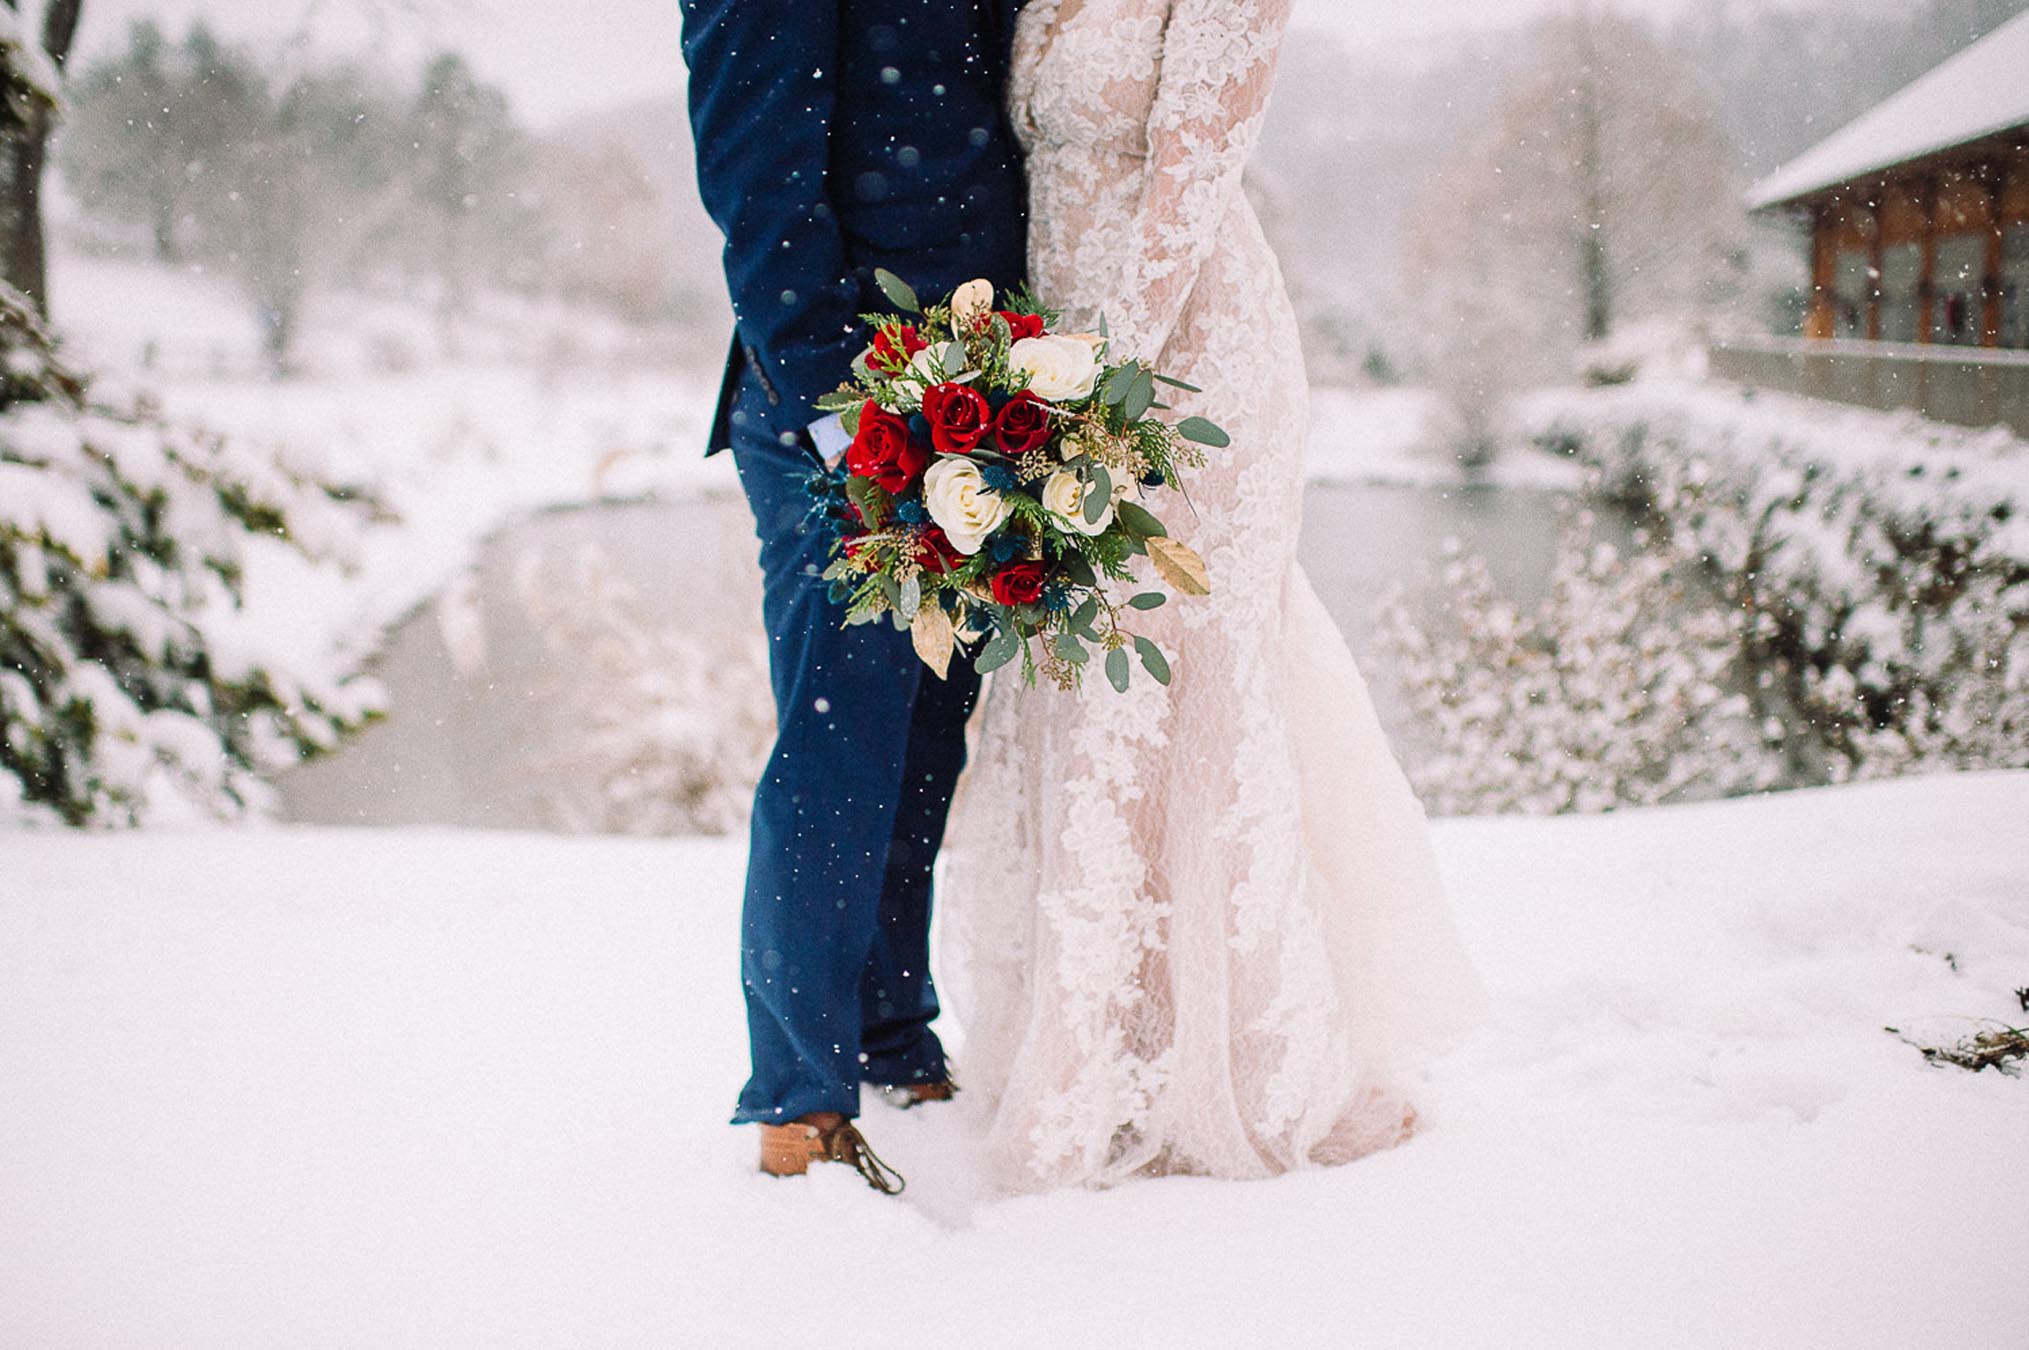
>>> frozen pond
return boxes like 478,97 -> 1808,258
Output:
277,481 -> 1597,830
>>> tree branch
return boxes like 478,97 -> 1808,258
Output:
42,0 -> 82,72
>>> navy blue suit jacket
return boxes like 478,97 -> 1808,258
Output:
680,0 -> 1030,453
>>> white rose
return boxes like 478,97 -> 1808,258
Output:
1040,468 -> 1118,537
950,278 -> 994,333
1010,334 -> 1100,402
922,457 -> 1013,555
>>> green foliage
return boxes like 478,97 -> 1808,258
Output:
0,286 -> 383,826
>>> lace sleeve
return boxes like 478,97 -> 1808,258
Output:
1108,0 -> 1292,360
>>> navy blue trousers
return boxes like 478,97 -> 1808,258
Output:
726,376 -> 981,1124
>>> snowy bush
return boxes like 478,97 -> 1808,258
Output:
1527,383 -> 2029,784
1381,520 -> 1775,815
511,545 -> 771,836
0,285 -> 383,826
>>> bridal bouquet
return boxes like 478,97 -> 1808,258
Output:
811,270 -> 1225,691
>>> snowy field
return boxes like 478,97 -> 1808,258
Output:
4,773 -> 2025,1346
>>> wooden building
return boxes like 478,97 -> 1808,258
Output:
1723,12 -> 2029,435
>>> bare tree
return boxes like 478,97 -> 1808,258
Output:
0,0 -> 82,312
1405,8 -> 1742,405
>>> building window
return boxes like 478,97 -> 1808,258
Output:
1831,246 -> 1871,339
2004,224 -> 2028,351
1879,242 -> 1922,342
1930,233 -> 1984,346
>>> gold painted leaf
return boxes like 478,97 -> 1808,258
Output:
911,603 -> 956,680
1146,536 -> 1211,597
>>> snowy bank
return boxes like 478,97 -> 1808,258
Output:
1523,379 -> 2029,781
1307,384 -> 1584,490
3,773 -> 2024,1345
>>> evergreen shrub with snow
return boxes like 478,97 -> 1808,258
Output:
0,286 -> 383,825
1530,384 -> 2028,784
1381,521 -> 1775,815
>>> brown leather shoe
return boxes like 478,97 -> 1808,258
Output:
757,1112 -> 905,1194
878,1079 -> 957,1110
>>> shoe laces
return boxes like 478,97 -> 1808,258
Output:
823,1120 -> 906,1195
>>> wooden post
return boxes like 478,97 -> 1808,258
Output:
1980,161 -> 2006,348
1915,174 -> 1938,345
1805,201 -> 1836,339
1866,189 -> 1885,342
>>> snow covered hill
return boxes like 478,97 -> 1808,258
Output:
3,773 -> 2025,1346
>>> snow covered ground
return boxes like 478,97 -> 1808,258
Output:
4,772 -> 2025,1346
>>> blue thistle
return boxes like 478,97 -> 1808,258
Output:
894,498 -> 929,524
980,462 -> 1018,493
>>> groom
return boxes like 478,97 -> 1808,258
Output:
679,0 -> 1028,1187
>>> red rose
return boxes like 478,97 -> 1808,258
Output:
994,390 -> 1054,456
997,311 -> 1046,341
845,400 -> 929,493
921,381 -> 991,455
914,525 -> 963,575
870,324 -> 928,374
988,559 -> 1047,607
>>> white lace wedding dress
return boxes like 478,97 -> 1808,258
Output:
941,0 -> 1487,1190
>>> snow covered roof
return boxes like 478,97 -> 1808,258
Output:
1747,10 -> 2029,210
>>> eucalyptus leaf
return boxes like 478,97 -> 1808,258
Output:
1052,633 -> 1090,665
898,573 -> 922,620
1070,596 -> 1100,631
1152,373 -> 1203,393
941,341 -> 967,378
1122,368 -> 1156,421
1133,636 -> 1172,685
1061,554 -> 1098,588
1084,464 -> 1112,524
1105,646 -> 1131,693
840,401 -> 863,437
1126,592 -> 1166,611
1100,363 -> 1138,406
1176,416 -> 1231,448
1115,500 -> 1167,539
874,268 -> 920,313
974,627 -> 1020,674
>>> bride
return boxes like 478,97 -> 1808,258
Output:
942,0 -> 1486,1189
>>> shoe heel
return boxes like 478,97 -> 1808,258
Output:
758,1124 -> 817,1177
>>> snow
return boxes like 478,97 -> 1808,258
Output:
1747,10 -> 2029,209
1304,386 -> 1583,490
1523,375 -> 2029,497
47,248 -> 737,677
3,773 -> 2024,1345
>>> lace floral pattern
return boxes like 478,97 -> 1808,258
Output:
943,0 -> 1486,1190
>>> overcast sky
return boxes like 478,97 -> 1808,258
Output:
72,0 -> 1834,127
